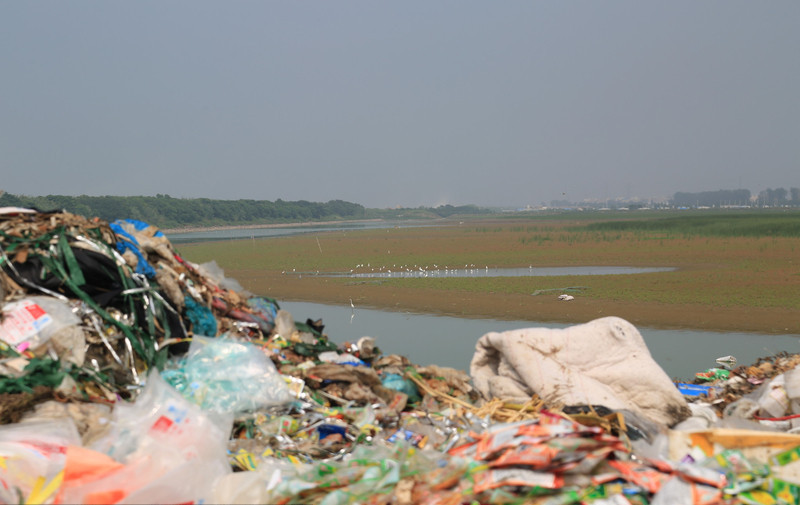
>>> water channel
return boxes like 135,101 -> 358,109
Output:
281,301 -> 799,382
167,224 -> 800,382
310,266 -> 674,279
166,220 -> 431,244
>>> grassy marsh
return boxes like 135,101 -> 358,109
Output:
177,211 -> 800,334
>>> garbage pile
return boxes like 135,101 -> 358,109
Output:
2,207 -> 800,504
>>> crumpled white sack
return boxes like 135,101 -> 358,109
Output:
470,316 -> 690,426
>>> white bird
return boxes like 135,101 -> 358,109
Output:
558,294 -> 575,301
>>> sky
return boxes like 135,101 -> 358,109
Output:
1,2 -> 798,209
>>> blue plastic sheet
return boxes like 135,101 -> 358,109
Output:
245,296 -> 279,333
110,219 -> 159,278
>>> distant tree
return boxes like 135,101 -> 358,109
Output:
0,192 -> 478,227
673,189 -> 751,208
758,188 -> 789,206
0,192 -> 24,208
431,204 -> 482,217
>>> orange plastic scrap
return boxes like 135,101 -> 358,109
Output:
410,488 -> 473,505
558,445 -> 620,475
677,461 -> 728,489
488,443 -> 559,468
640,455 -> 727,504
471,423 -> 529,460
547,436 -> 618,473
472,468 -> 564,494
690,482 -> 725,505
608,459 -> 672,494
61,446 -> 123,485
54,446 -> 125,505
549,432 -> 627,454
446,438 -> 479,459
473,433 -> 547,461
468,414 -> 609,462
655,475 -> 724,505
591,471 -> 622,486
523,410 -> 606,438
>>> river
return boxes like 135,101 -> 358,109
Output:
280,301 -> 799,382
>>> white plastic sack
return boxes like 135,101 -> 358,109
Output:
470,316 -> 690,426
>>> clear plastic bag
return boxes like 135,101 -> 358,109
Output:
196,260 -> 246,293
163,334 -> 293,415
91,371 -> 232,461
61,372 -> 233,504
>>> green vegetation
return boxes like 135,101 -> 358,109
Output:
0,192 -> 495,229
0,193 -> 369,228
581,211 -> 800,238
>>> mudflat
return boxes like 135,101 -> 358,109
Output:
240,272 -> 798,334
178,213 -> 800,335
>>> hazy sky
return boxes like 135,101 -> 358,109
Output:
2,2 -> 798,208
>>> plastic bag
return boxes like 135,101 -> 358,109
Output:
162,335 -> 293,414
0,418 -> 82,504
211,458 -> 299,504
381,373 -> 421,402
196,260 -> 246,293
246,295 -> 280,333
61,372 -> 232,504
91,371 -> 232,461
318,351 -> 367,367
273,309 -> 297,339
0,296 -> 80,353
109,220 -> 157,278
115,456 -> 231,505
57,441 -> 231,505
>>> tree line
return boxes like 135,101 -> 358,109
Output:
0,193 -> 368,229
0,193 -> 491,229
672,187 -> 800,208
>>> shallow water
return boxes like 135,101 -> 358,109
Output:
166,221 -> 428,244
312,266 -> 675,279
281,301 -> 800,382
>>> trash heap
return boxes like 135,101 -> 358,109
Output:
3,207 -> 800,504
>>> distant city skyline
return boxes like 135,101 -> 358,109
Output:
2,2 -> 798,209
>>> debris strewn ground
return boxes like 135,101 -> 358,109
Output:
2,207 -> 800,504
